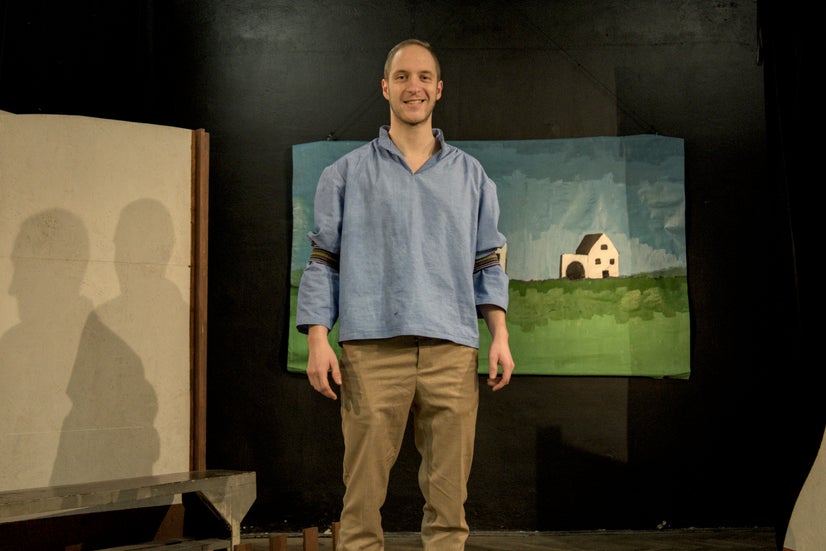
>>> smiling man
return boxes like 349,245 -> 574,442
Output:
296,38 -> 515,551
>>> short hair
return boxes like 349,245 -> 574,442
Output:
383,38 -> 441,81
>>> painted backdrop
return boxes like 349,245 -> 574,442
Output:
289,135 -> 688,378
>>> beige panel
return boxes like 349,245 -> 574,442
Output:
784,427 -> 826,551
0,111 -> 192,490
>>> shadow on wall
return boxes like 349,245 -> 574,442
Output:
1,209 -> 96,488
52,199 -> 185,484
0,205 -> 166,488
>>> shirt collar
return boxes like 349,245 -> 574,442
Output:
378,125 -> 447,159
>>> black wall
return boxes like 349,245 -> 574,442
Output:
1,1 -> 821,546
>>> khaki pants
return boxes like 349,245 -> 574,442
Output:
338,336 -> 479,551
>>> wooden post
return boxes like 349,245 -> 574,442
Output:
269,534 -> 288,551
303,526 -> 319,551
332,521 -> 341,550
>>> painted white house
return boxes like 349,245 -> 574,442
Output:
559,233 -> 619,279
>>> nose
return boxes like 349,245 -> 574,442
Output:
406,77 -> 425,90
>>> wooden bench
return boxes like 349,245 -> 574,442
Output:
0,470 -> 256,550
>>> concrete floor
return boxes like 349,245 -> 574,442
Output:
239,527 -> 778,550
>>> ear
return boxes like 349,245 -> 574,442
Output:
436,80 -> 443,100
381,79 -> 390,100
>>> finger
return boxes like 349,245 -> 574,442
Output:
488,359 -> 499,382
500,367 -> 513,386
316,379 -> 337,400
308,370 -> 337,400
489,377 -> 508,391
487,363 -> 513,390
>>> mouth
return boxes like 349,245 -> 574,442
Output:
404,99 -> 426,105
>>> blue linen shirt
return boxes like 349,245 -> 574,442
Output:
296,126 -> 509,349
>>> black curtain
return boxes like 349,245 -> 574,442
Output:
758,2 -> 826,549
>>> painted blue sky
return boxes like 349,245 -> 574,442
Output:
292,134 -> 685,280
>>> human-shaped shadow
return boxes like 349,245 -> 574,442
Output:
97,198 -> 190,472
0,209 -> 96,489
50,199 -> 182,485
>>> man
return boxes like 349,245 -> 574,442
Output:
296,38 -> 514,551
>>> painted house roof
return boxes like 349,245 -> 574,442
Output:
575,233 -> 607,254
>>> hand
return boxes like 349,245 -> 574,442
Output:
306,326 -> 341,400
478,305 -> 514,391
486,337 -> 514,391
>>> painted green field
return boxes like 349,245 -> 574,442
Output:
287,273 -> 690,378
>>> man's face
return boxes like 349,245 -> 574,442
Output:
382,45 -> 443,127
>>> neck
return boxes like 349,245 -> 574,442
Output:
388,120 -> 437,160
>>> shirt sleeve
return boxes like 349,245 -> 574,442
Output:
474,176 -> 509,313
296,261 -> 339,333
295,163 -> 345,333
